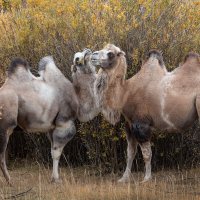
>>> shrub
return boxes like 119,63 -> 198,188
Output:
0,0 -> 200,170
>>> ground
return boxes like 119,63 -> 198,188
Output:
0,161 -> 199,200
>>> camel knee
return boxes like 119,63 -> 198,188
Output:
143,151 -> 152,162
140,142 -> 152,162
127,147 -> 134,157
51,146 -> 63,160
54,120 -> 76,145
127,141 -> 137,156
0,157 -> 6,170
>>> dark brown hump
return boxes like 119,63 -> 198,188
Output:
184,52 -> 200,63
147,49 -> 164,67
7,58 -> 29,76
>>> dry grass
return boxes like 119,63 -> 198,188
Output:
0,161 -> 199,200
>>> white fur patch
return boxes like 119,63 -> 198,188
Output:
161,74 -> 176,129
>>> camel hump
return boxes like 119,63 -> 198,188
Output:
38,56 -> 54,71
7,58 -> 29,76
184,52 -> 200,63
147,49 -> 164,66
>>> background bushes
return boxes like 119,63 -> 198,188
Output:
0,0 -> 200,171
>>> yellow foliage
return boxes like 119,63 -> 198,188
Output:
0,0 -> 199,138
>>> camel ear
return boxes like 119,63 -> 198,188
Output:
117,51 -> 125,56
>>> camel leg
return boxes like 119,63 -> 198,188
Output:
50,120 -> 76,183
118,123 -> 138,183
0,128 -> 13,185
139,141 -> 152,182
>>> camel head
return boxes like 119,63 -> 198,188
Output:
72,49 -> 95,74
91,44 -> 125,70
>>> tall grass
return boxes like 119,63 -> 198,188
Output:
0,163 -> 200,200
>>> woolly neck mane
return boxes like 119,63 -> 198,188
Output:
94,55 -> 127,125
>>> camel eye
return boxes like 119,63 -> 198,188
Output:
107,52 -> 115,59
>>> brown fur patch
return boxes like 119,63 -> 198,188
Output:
7,58 -> 29,77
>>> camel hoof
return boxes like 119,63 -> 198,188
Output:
140,176 -> 152,184
51,178 -> 62,184
118,177 -> 130,183
7,180 -> 13,187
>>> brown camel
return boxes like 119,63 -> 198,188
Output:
91,44 -> 200,183
0,56 -> 79,184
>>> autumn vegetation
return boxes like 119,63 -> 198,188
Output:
0,0 -> 199,177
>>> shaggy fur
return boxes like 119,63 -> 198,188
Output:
95,70 -> 121,124
93,44 -> 127,125
71,49 -> 100,122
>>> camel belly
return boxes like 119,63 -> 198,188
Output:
18,108 -> 56,133
17,84 -> 59,133
158,93 -> 197,130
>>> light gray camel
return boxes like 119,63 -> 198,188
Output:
0,57 -> 78,184
91,44 -> 200,183
0,49 -> 99,184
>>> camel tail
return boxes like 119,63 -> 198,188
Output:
132,121 -> 151,143
147,49 -> 164,66
38,56 -> 54,71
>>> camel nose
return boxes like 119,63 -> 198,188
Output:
91,52 -> 100,66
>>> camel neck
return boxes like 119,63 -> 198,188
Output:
96,56 -> 127,110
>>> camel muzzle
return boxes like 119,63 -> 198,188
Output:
91,51 -> 101,67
